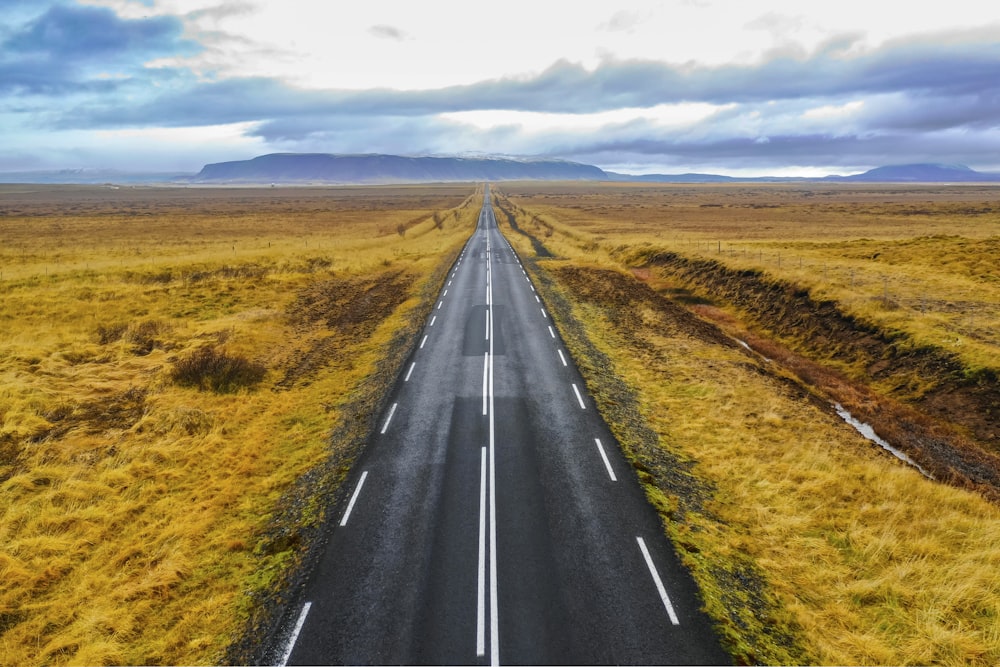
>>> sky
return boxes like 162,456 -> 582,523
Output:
2,0 -> 1000,176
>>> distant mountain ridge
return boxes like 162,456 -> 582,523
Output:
4,156 -> 1000,184
192,153 -> 608,183
832,163 -> 1000,182
607,163 -> 1000,183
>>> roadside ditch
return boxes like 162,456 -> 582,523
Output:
628,250 -> 1000,502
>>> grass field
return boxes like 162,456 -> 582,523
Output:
0,184 -> 479,665
493,182 -> 1000,665
6,180 -> 1000,665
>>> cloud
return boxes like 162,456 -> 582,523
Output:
598,10 -> 648,33
5,4 -> 189,60
6,5 -> 1000,173
187,2 -> 257,24
59,29 -> 1000,139
744,11 -> 806,37
0,3 -> 198,95
368,24 -> 407,41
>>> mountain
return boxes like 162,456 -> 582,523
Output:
192,153 -> 608,183
831,163 -> 1000,183
605,163 -> 1000,183
5,157 -> 999,185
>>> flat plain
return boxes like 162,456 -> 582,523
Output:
494,181 -> 1000,665
0,184 -> 478,665
5,180 -> 1000,665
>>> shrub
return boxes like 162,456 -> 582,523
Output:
97,322 -> 129,345
171,346 -> 267,393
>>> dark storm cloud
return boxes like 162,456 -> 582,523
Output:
0,4 -> 198,95
6,4 -> 189,60
539,123 -> 1000,172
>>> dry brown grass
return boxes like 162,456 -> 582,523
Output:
0,184 -> 479,665
493,183 -> 1000,665
494,182 -> 1000,373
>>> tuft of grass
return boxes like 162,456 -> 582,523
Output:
171,346 -> 267,393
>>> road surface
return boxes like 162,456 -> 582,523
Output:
274,186 -> 730,665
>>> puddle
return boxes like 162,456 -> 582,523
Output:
834,403 -> 934,479
738,339 -> 771,362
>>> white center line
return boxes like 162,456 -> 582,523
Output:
548,325 -> 556,339
279,602 -> 312,666
540,308 -> 547,318
557,349 -> 567,367
637,537 -> 681,625
380,403 -> 398,434
477,446 -> 487,656
572,383 -> 587,410
430,315 -> 437,327
485,308 -> 490,340
443,289 -> 448,297
487,228 -> 500,667
482,352 -> 489,416
437,300 -> 443,310
404,362 -> 416,382
594,438 -> 618,482
535,295 -> 540,303
340,471 -> 369,526
420,334 -> 428,349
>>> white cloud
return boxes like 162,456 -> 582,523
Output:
803,100 -> 865,119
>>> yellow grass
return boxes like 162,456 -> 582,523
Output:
495,182 -> 1000,375
494,183 -> 1000,665
0,184 -> 480,665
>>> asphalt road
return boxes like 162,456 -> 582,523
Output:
274,186 -> 730,665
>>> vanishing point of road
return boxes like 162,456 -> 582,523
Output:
272,186 -> 730,665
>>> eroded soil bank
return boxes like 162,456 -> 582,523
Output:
628,250 -> 1000,501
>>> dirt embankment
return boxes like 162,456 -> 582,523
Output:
633,251 -> 1000,500
276,269 -> 414,389
493,196 -> 554,258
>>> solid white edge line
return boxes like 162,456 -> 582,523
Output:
572,383 -> 586,410
594,438 -> 617,482
404,362 -> 415,382
637,537 -> 681,625
557,349 -> 567,367
340,471 -> 369,527
477,446 -> 487,656
280,601 -> 312,666
380,403 -> 398,434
